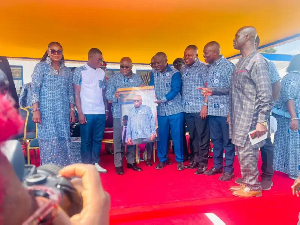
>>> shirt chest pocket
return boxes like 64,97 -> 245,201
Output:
99,79 -> 106,89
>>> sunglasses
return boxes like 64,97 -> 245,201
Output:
49,49 -> 63,55
93,57 -> 103,63
133,100 -> 140,102
120,65 -> 130,69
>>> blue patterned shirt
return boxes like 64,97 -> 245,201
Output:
267,60 -> 281,84
153,65 -> 183,116
106,72 -> 143,118
181,59 -> 208,113
127,104 -> 156,141
207,57 -> 235,117
273,71 -> 300,118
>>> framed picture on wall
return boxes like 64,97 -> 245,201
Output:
117,86 -> 158,145
10,65 -> 23,95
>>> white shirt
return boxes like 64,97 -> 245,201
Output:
79,64 -> 106,114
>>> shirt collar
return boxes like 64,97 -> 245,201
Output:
214,56 -> 224,66
185,58 -> 201,69
85,63 -> 101,71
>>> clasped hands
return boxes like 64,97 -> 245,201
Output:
127,134 -> 155,145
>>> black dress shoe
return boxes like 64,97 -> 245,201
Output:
204,167 -> 223,176
188,161 -> 199,169
156,161 -> 166,170
116,166 -> 124,175
177,162 -> 185,171
146,159 -> 152,166
194,166 -> 207,175
127,163 -> 142,171
219,172 -> 234,181
166,158 -> 172,165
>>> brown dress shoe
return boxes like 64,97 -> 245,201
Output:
127,163 -> 142,171
232,187 -> 262,197
229,184 -> 245,191
116,166 -> 124,175
146,159 -> 152,166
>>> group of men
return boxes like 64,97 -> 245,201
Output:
1,25 -> 278,198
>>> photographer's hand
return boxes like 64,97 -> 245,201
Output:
53,164 -> 110,225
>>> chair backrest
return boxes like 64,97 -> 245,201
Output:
19,107 -> 28,137
20,107 -> 38,140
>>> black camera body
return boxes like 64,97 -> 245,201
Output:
22,164 -> 83,216
2,140 -> 82,217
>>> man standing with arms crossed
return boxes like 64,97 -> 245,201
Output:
228,27 -> 273,197
73,48 -> 108,173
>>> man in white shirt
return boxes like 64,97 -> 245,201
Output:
73,48 -> 108,173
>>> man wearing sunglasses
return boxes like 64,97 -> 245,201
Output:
73,48 -> 108,173
106,57 -> 144,175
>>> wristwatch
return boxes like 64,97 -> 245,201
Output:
203,103 -> 208,107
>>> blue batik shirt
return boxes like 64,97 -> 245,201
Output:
267,59 -> 281,85
207,57 -> 235,117
127,104 -> 156,141
181,59 -> 208,113
153,65 -> 183,116
106,72 -> 143,118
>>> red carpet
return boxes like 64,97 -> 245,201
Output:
29,146 -> 300,224
98,150 -> 299,224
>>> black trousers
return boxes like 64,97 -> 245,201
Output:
260,137 -> 274,180
185,113 -> 210,166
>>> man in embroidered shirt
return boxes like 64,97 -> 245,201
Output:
229,26 -> 273,197
181,45 -> 210,175
106,57 -> 144,175
152,52 -> 185,171
234,36 -> 281,190
199,41 -> 235,181
73,48 -> 108,173
127,95 -> 156,145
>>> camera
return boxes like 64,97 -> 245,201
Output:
2,140 -> 83,217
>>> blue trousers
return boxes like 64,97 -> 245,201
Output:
80,114 -> 106,164
158,112 -> 184,163
209,116 -> 235,173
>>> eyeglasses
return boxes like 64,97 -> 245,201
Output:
120,65 -> 130,69
150,62 -> 155,67
49,49 -> 63,55
93,57 -> 103,63
133,100 -> 140,102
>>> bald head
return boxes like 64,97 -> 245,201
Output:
155,52 -> 168,72
120,57 -> 133,77
133,94 -> 142,108
203,41 -> 221,64
234,26 -> 257,51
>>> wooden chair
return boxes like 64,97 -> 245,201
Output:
19,107 -> 38,164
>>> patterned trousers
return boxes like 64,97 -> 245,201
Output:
236,137 -> 262,191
